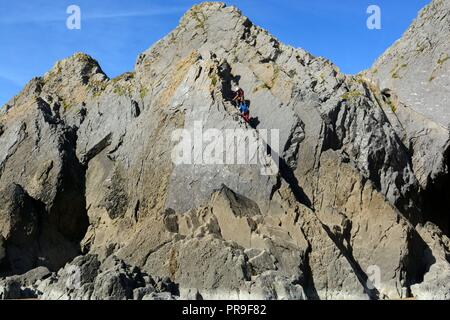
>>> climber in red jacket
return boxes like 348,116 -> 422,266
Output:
232,86 -> 251,124
232,86 -> 245,106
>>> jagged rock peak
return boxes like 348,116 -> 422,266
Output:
133,0 -> 340,107
2,52 -> 108,115
43,52 -> 107,83
179,2 -> 242,26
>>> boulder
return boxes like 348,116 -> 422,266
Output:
0,266 -> 51,299
411,223 -> 450,300
39,254 -> 178,300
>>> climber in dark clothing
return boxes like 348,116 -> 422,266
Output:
232,86 -> 251,123
239,101 -> 251,123
232,86 -> 245,106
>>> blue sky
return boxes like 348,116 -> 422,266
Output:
0,0 -> 430,106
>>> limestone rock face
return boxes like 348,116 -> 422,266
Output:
366,0 -> 450,235
0,254 -> 179,300
368,0 -> 450,128
0,183 -> 80,274
1,1 -> 450,300
410,223 -> 450,300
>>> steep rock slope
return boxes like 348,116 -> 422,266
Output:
1,2 -> 449,300
368,0 -> 450,128
366,0 -> 450,235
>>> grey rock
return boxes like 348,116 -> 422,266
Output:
0,279 -> 21,300
142,292 -> 177,300
367,0 -> 450,127
0,94 -> 89,273
0,183 -> 80,274
38,254 -> 178,300
9,266 -> 51,287
366,0 -> 450,235
247,250 -> 277,274
0,266 -> 51,299
142,236 -> 250,300
411,261 -> 450,300
243,271 -> 307,300
0,184 -> 41,272
1,1 -> 450,301
179,288 -> 203,300
411,223 -> 450,300
39,254 -> 101,300
133,285 -> 156,300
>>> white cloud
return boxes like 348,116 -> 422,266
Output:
0,74 -> 23,87
84,7 -> 186,20
0,6 -> 186,25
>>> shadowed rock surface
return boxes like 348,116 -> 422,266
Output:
1,1 -> 449,300
366,0 -> 450,238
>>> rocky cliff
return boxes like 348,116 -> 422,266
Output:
1,1 -> 449,300
366,0 -> 450,239
367,0 -> 450,128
